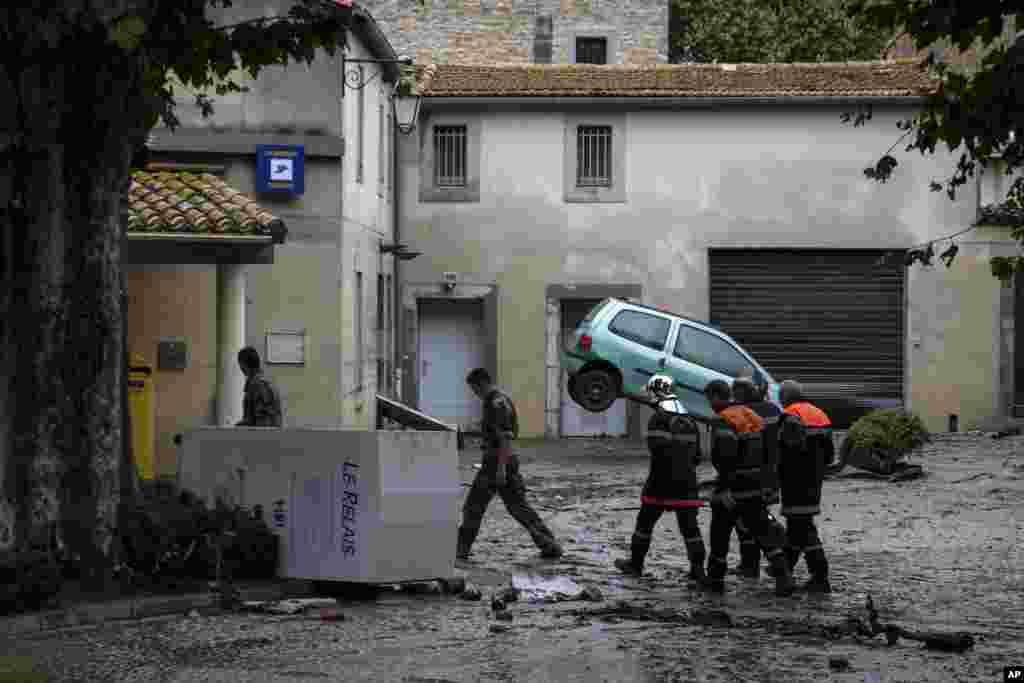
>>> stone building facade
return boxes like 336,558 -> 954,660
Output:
359,0 -> 669,66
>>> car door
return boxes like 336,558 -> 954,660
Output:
602,308 -> 674,397
664,323 -> 757,419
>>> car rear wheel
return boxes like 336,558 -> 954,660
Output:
574,368 -> 619,413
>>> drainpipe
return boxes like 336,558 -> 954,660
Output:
392,110 -> 403,402
338,47 -> 347,425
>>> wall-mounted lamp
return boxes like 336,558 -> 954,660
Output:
380,242 -> 422,261
341,53 -> 421,135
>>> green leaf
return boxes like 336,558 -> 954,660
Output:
109,15 -> 147,51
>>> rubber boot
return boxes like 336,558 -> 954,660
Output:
703,556 -> 727,594
614,534 -> 649,576
685,536 -> 706,583
768,552 -> 795,597
456,527 -> 476,561
803,547 -> 831,593
738,541 -> 761,578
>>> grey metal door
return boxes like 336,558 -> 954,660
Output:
709,249 -> 905,426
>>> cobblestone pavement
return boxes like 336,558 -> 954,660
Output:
3,433 -> 1022,682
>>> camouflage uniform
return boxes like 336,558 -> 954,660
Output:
239,372 -> 282,427
456,388 -> 561,559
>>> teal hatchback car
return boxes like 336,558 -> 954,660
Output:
562,298 -> 779,419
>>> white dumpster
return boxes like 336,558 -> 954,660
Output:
178,427 -> 461,584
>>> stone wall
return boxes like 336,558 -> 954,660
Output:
362,0 -> 668,65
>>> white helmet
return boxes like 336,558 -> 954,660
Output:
646,374 -> 675,400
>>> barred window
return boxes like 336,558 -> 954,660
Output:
576,125 -> 612,187
576,37 -> 607,64
433,125 -> 467,187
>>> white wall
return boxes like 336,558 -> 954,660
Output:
397,102 -> 982,434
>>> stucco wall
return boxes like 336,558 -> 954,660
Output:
149,5 -> 396,438
125,266 -> 218,478
360,0 -> 669,65
398,103 -> 979,437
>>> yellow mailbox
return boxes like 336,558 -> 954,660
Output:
128,354 -> 155,480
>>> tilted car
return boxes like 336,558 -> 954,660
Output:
562,298 -> 778,419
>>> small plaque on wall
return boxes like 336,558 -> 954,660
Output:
157,338 -> 189,370
266,330 -> 306,365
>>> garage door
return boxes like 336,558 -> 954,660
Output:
417,298 -> 485,427
709,249 -> 905,424
561,299 -> 628,437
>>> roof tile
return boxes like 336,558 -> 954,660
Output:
414,61 -> 938,98
127,170 -> 284,237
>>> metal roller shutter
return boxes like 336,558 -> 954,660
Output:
709,249 -> 905,426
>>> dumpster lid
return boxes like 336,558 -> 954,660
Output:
375,394 -> 457,432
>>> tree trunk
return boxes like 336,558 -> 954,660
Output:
1,24 -> 150,588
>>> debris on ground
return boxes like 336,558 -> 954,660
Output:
318,607 -> 346,622
459,585 -> 482,601
990,427 -> 1021,439
575,596 -> 975,652
440,577 -> 467,595
404,581 -> 444,595
239,598 -> 338,615
493,611 -> 513,622
511,575 -> 604,604
828,656 -> 850,671
489,623 -> 511,633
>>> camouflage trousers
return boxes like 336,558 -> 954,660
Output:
457,460 -> 559,557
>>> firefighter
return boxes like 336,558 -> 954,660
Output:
730,377 -> 785,578
703,379 -> 795,596
778,379 -> 834,593
456,368 -> 564,561
614,375 -> 706,583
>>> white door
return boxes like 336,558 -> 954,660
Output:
417,299 -> 485,427
560,299 -> 628,437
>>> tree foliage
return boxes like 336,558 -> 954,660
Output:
670,0 -> 890,64
841,2 -> 1024,278
0,0 -> 352,587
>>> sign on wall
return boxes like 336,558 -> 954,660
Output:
266,329 -> 306,365
256,145 -> 305,195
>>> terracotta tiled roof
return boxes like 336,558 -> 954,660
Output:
414,61 -> 937,98
127,170 -> 284,237
977,202 -> 1024,227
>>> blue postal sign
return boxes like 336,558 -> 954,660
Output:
256,144 -> 305,195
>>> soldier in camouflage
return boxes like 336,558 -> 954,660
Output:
236,347 -> 282,428
456,368 -> 563,561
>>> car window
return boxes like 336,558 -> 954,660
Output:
608,310 -> 671,351
674,326 -> 753,377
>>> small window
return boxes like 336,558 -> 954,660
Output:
674,326 -> 753,378
576,37 -> 608,64
576,125 -> 612,188
608,310 -> 671,351
433,125 -> 467,187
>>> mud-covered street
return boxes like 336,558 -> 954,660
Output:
3,433 -> 1022,682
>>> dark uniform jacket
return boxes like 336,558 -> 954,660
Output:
746,399 -> 783,500
641,404 -> 703,508
481,388 -> 519,465
241,373 -> 282,427
710,404 -> 766,501
778,401 -> 833,516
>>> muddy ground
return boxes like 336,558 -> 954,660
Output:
3,432 -> 1022,682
